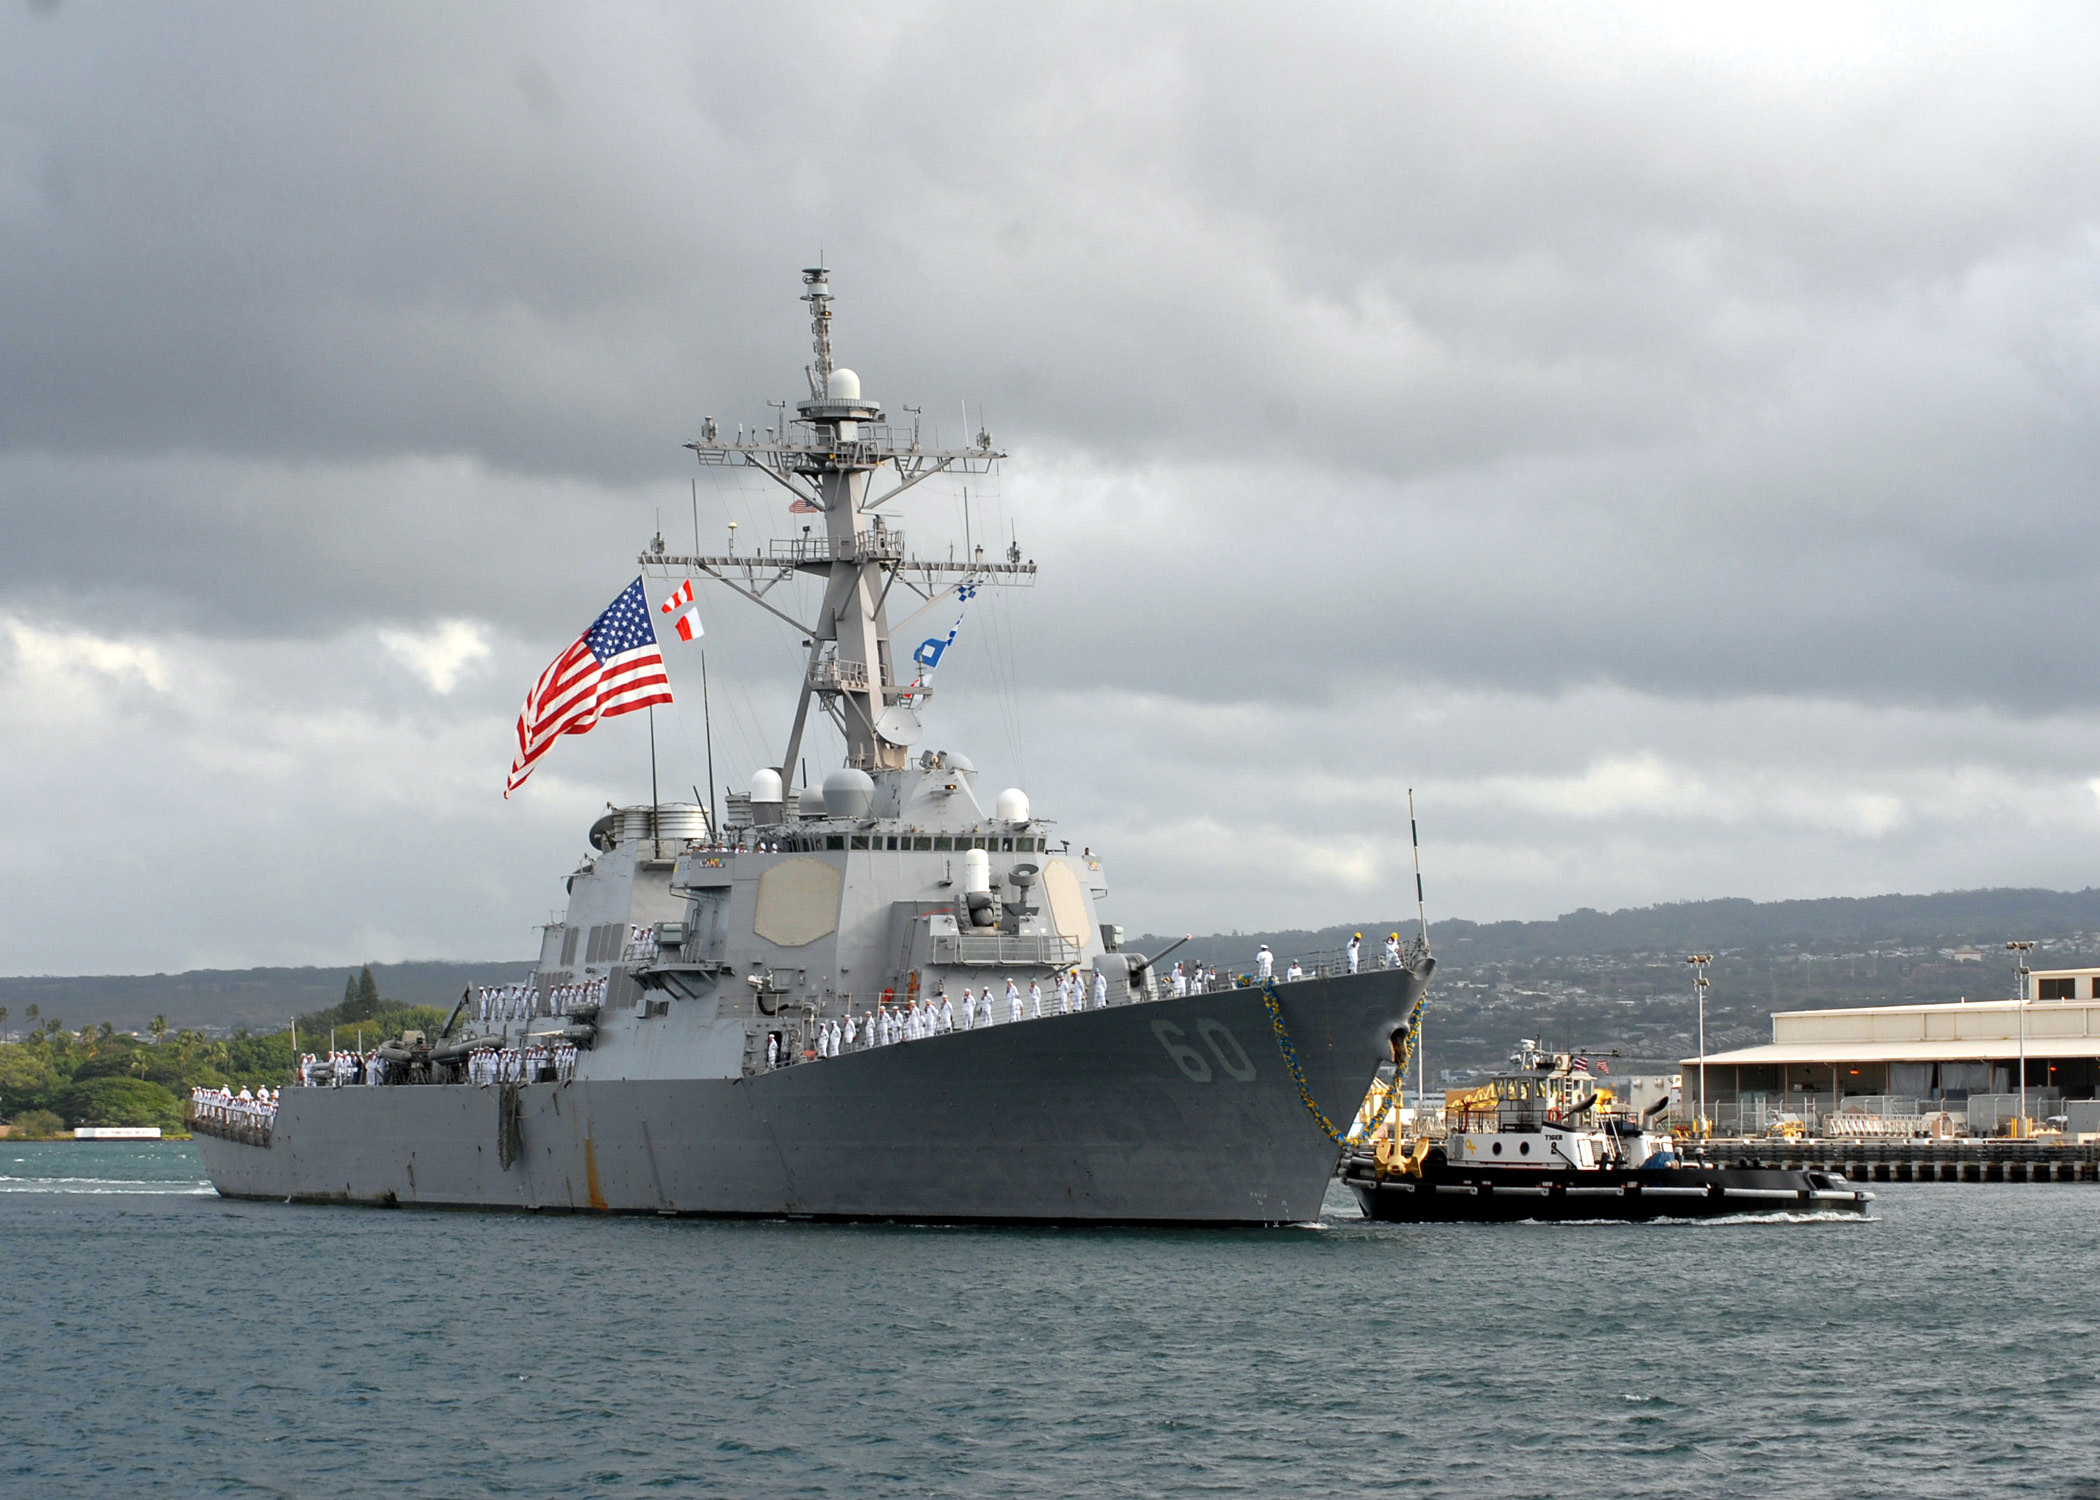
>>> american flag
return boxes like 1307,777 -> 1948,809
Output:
505,578 -> 673,796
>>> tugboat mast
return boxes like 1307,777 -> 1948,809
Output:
649,268 -> 1028,787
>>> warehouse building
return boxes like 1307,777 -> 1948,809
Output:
1685,967 -> 2100,1135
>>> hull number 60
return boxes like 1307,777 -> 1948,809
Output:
1152,1019 -> 1257,1083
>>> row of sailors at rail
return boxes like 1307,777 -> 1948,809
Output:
191,1085 -> 279,1125
296,1050 -> 397,1086
1166,955 -> 1304,992
465,1041 -> 579,1085
1345,934 -> 1409,973
478,978 -> 606,1025
793,972 -> 1113,1060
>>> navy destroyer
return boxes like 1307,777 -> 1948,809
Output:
192,269 -> 1434,1225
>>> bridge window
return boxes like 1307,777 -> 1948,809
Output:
934,836 -> 953,850
913,836 -> 933,851
827,836 -> 846,851
850,836 -> 869,850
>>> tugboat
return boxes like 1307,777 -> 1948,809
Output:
1342,1040 -> 1871,1222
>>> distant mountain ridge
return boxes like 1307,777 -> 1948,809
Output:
1128,886 -> 2100,970
0,960 -> 535,1036
5,887 -> 2097,1040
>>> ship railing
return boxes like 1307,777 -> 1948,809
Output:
808,657 -> 870,693
766,528 -> 905,565
930,933 -> 1082,968
1164,953 -> 1405,993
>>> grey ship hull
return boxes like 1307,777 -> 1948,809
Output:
195,970 -> 1421,1225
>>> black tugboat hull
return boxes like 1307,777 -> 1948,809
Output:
1343,1157 -> 1872,1222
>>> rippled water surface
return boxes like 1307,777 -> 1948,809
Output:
3,1142 -> 2097,1498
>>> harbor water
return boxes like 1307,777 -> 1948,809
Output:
3,1142 -> 2096,1499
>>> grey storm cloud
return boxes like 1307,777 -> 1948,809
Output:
1,1 -> 2097,971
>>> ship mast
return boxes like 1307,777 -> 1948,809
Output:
647,268 -> 1027,789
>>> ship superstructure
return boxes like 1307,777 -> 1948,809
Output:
193,270 -> 1434,1224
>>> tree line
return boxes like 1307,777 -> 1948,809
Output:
0,966 -> 448,1137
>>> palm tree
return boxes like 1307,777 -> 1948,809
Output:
150,1015 -> 168,1046
0,1006 -> 9,1043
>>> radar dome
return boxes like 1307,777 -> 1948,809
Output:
822,767 -> 876,818
749,768 -> 783,804
995,787 -> 1031,823
797,785 -> 826,817
826,368 -> 862,400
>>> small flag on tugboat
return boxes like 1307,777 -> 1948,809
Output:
505,578 -> 672,797
659,579 -> 703,642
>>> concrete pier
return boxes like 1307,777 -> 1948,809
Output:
1705,1138 -> 2100,1182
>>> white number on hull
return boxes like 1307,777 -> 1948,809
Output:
1154,1019 -> 1257,1083
1153,1020 -> 1212,1081
1197,1019 -> 1257,1081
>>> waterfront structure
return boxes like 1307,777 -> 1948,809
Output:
1685,967 -> 2100,1133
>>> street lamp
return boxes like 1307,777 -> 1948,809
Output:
1687,954 -> 1715,1137
2007,940 -> 2035,1135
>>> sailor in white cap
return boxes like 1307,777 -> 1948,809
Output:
1007,978 -> 1022,1024
1255,944 -> 1274,981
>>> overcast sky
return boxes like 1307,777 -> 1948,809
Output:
3,2 -> 2097,975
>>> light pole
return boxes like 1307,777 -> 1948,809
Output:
1687,954 -> 1715,1137
2007,940 -> 2035,1135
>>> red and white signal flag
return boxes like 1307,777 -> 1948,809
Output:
659,579 -> 703,643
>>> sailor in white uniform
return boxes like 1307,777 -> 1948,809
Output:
1029,980 -> 1043,1018
1384,933 -> 1402,969
1094,970 -> 1108,1009
1007,979 -> 1022,1023
1255,944 -> 1274,981
1171,963 -> 1187,998
940,994 -> 955,1033
1346,934 -> 1362,974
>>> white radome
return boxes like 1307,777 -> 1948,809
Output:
995,787 -> 1030,822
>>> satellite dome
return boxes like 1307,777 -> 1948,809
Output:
749,768 -> 783,804
823,766 -> 876,819
826,367 -> 862,400
995,787 -> 1030,823
797,785 -> 826,816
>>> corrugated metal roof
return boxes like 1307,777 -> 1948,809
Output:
1686,1038 -> 2100,1066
